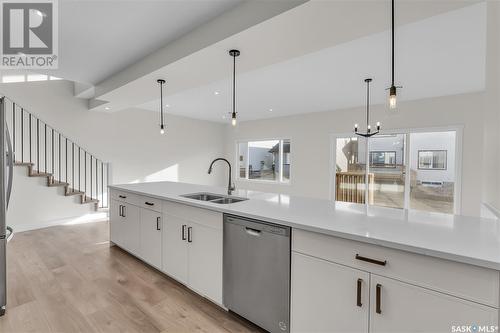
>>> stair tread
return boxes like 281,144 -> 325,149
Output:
66,190 -> 85,196
82,198 -> 99,204
48,181 -> 69,187
14,161 -> 34,166
30,172 -> 52,177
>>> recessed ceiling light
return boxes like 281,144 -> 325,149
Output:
165,104 -> 170,108
269,108 -> 273,112
104,106 -> 111,110
214,91 -> 219,95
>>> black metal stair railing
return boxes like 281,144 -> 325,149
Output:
2,96 -> 109,209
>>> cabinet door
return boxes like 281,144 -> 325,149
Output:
162,214 -> 188,284
121,203 -> 140,254
140,208 -> 162,269
370,274 -> 498,333
187,222 -> 223,305
109,199 -> 124,247
291,252 -> 370,333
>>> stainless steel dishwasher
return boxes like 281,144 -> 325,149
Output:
223,214 -> 291,333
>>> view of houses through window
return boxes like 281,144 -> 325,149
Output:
238,139 -> 291,183
334,130 -> 457,214
418,150 -> 447,170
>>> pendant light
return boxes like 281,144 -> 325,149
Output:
387,0 -> 402,110
354,78 -> 380,138
157,79 -> 166,134
229,49 -> 240,126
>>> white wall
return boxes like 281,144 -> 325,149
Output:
225,92 -> 485,217
1,80 -> 226,230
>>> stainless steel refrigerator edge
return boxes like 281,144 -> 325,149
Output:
223,214 -> 291,333
0,97 -> 14,317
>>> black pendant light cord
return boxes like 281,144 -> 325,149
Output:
160,81 -> 164,125
366,79 -> 370,129
391,0 -> 395,87
232,53 -> 236,116
228,49 -> 240,124
157,79 -> 166,132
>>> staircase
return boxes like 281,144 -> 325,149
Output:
1,96 -> 109,210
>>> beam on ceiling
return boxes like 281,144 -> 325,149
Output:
90,0 -> 308,109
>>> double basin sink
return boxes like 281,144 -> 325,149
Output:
181,192 -> 248,204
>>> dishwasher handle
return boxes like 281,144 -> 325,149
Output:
245,227 -> 261,236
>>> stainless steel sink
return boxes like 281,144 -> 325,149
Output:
211,197 -> 247,204
181,193 -> 223,201
180,192 -> 248,204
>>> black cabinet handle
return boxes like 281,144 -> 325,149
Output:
156,217 -> 161,231
121,205 -> 126,218
357,278 -> 363,307
355,254 -> 387,266
182,225 -> 187,240
145,202 -> 154,206
187,227 -> 193,243
119,195 -> 127,199
376,284 -> 382,314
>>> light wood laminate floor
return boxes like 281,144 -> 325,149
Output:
0,221 -> 262,333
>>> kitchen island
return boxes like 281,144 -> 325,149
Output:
109,181 -> 500,333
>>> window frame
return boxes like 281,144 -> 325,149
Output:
417,150 -> 447,170
235,138 -> 292,185
329,126 -> 463,215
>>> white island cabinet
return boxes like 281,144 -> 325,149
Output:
109,189 -> 223,306
110,190 -> 162,267
162,201 -> 223,305
109,197 -> 140,254
291,229 -> 500,333
292,252 -> 370,333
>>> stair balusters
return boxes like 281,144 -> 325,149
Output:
1,96 -> 109,209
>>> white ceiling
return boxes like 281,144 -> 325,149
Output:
40,0 -> 243,84
134,1 -> 486,123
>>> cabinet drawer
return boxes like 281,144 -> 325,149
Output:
140,195 -> 162,213
110,189 -> 142,206
293,229 -> 500,308
163,201 -> 222,230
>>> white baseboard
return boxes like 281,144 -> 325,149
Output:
12,210 -> 109,233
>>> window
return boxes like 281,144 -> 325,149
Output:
1,73 -> 62,83
418,150 -> 447,170
333,129 -> 459,215
369,151 -> 396,168
410,132 -> 455,213
368,134 -> 406,210
237,139 -> 291,183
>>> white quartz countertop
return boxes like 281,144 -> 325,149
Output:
109,181 -> 500,270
